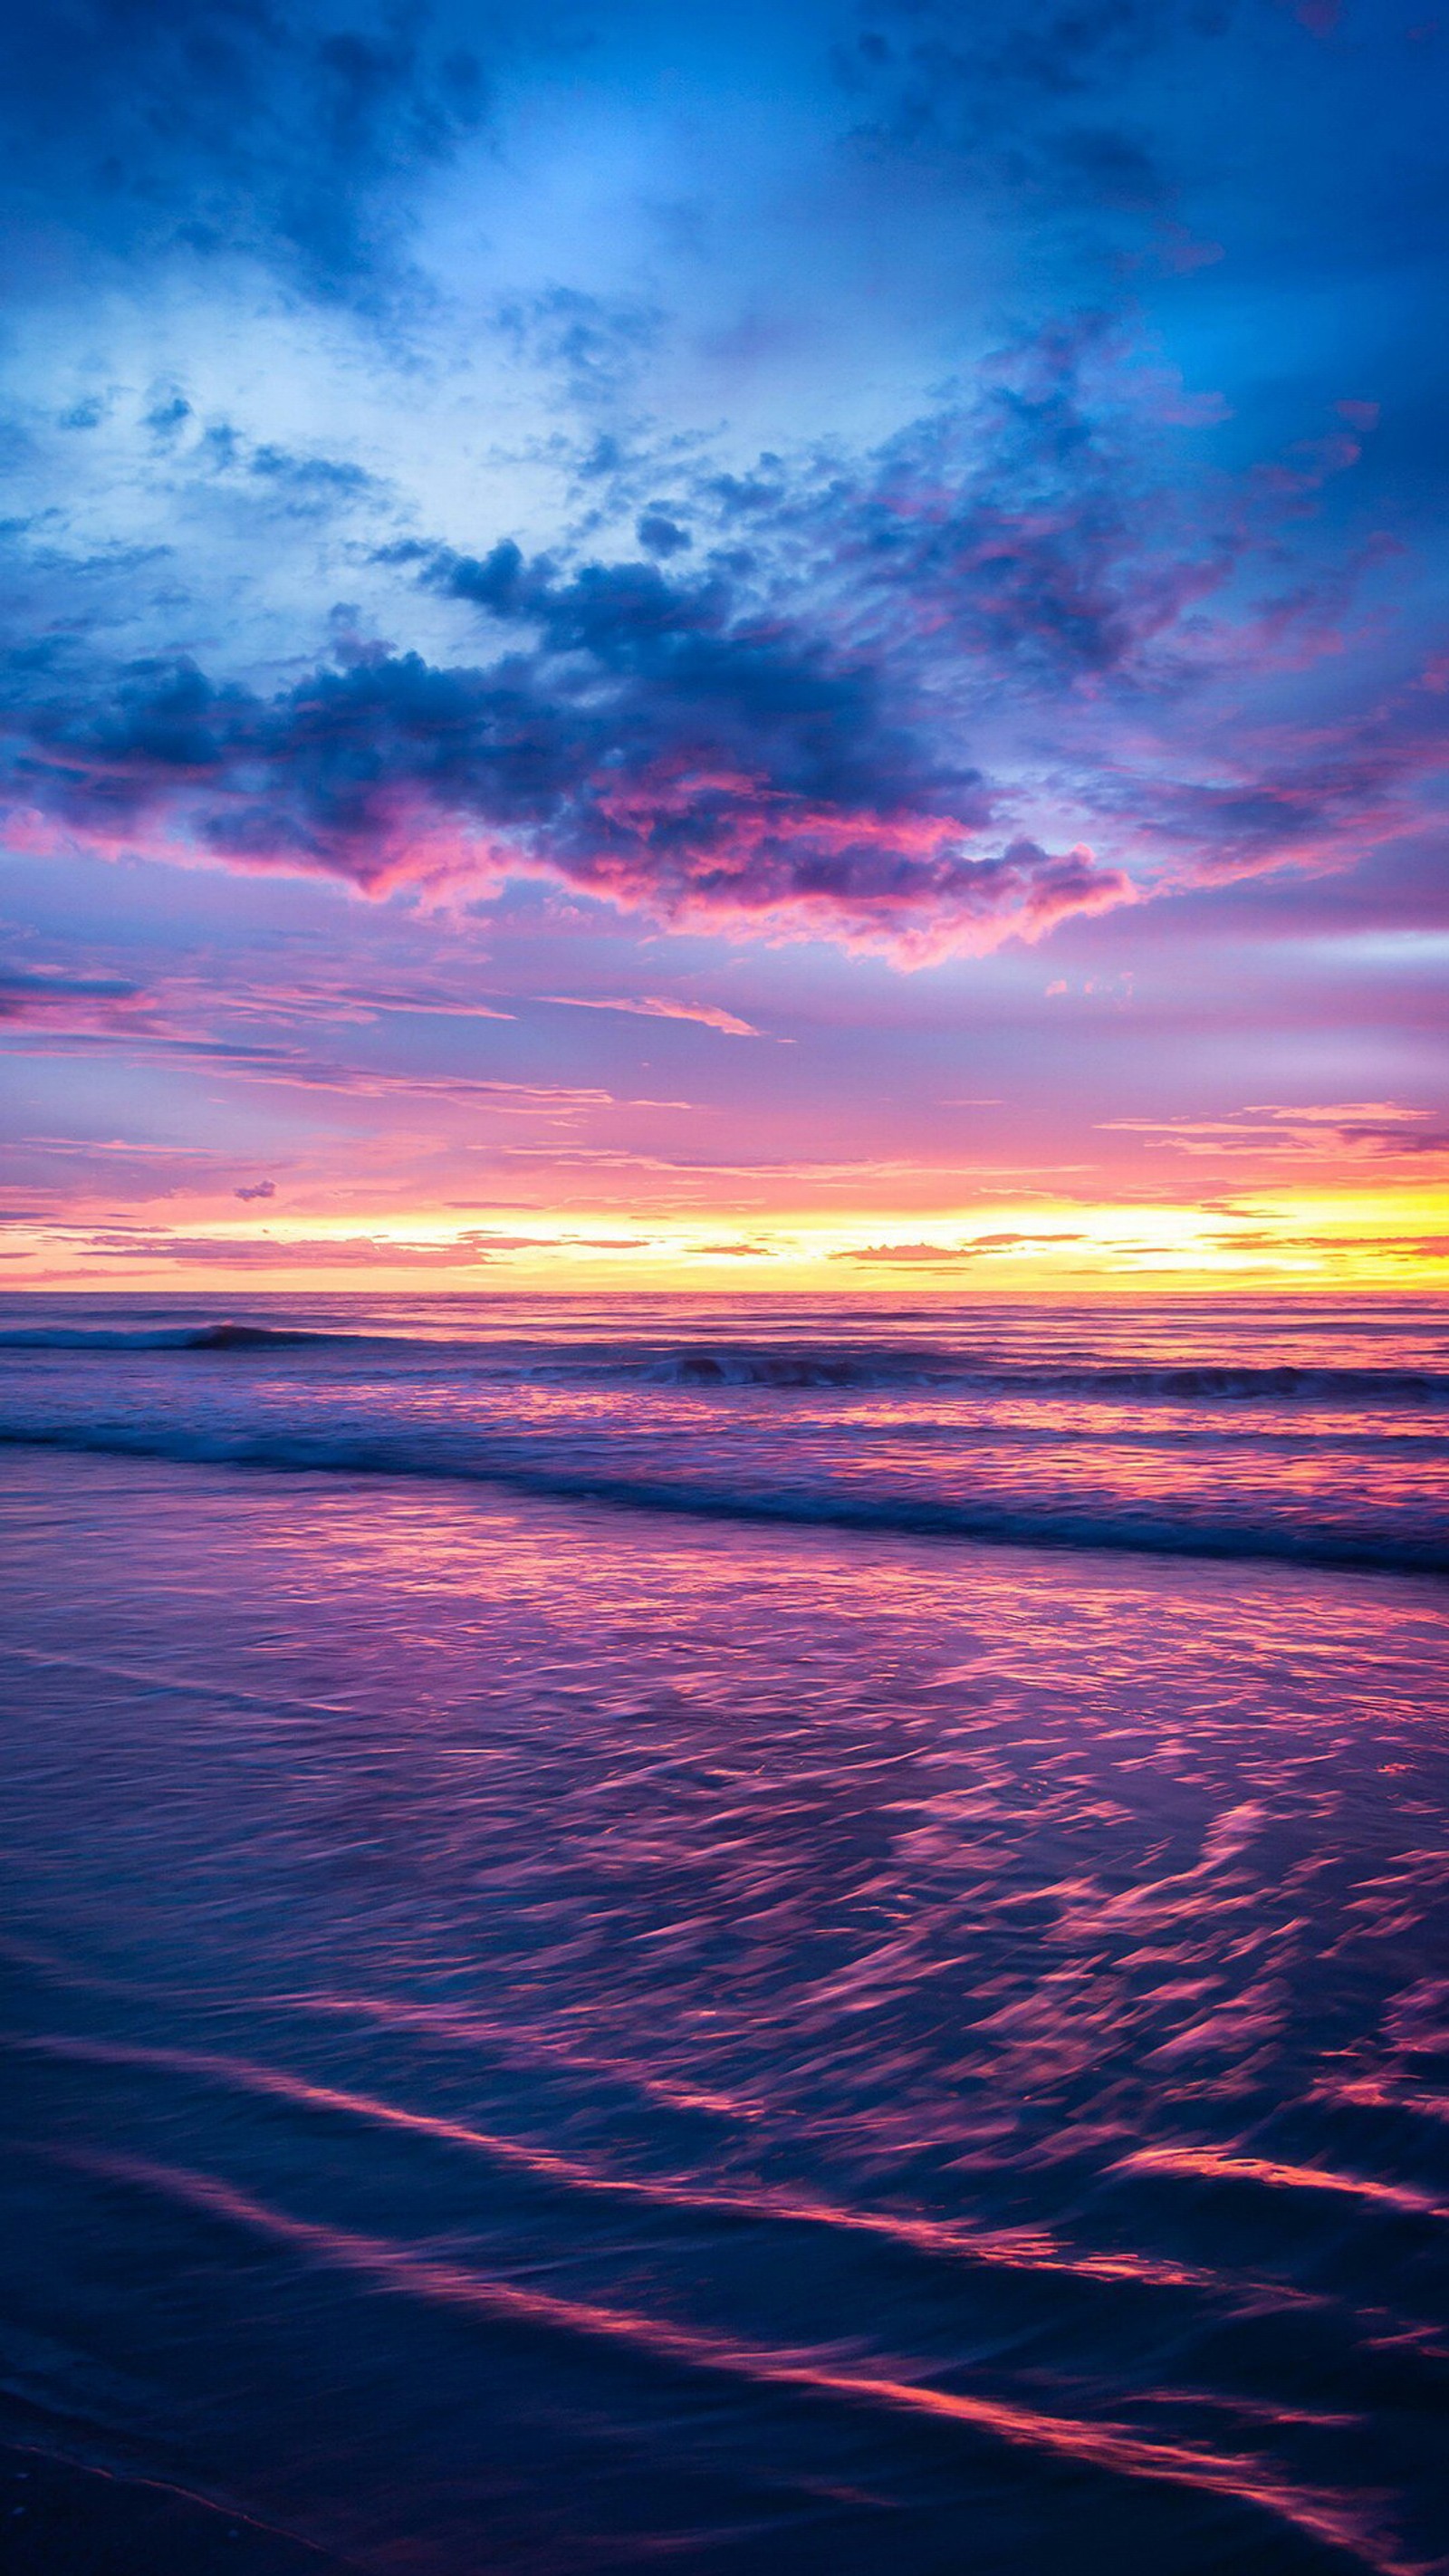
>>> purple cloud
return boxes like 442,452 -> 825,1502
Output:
0,556 -> 1131,959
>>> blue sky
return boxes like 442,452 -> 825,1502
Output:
1,0 -> 1445,1285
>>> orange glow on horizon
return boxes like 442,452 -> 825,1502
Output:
6,1183 -> 1446,1295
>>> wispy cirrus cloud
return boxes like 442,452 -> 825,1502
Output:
39,1224 -> 652,1270
541,995 -> 763,1036
2,1013 -> 625,1114
1099,1102 -> 1449,1162
0,963 -> 147,1019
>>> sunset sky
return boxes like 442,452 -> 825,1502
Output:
2,0 -> 1445,1291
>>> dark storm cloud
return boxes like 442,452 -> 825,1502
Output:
0,0 -> 493,298
834,0 -> 1214,234
3,298 -> 1435,956
637,514 -> 692,559
840,0 -> 1449,312
0,557 -> 1130,953
834,0 -> 1173,120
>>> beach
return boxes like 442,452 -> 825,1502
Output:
1,1296 -> 1446,2571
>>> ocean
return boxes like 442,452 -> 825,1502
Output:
1,1293 -> 1446,2573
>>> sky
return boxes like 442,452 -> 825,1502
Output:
1,0 -> 1445,1293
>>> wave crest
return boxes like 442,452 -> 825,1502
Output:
1,1417 -> 1443,1575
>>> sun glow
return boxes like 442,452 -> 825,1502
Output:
7,1185 -> 1444,1293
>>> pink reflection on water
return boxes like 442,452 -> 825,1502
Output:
2,1413 -> 1445,2576
67,2148 -> 1424,2576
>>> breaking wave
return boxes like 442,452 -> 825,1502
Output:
1,1413 -> 1444,1573
0,1319 -> 1444,1405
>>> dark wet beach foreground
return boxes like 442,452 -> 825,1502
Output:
1,1298 -> 1446,2571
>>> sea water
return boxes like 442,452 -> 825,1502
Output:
1,1294 -> 1445,2571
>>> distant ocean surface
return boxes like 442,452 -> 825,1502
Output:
2,1288 -> 1448,1572
2,1294 -> 1446,2573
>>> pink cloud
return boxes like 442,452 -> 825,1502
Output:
541,994 -> 763,1036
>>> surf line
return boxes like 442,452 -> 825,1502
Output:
62,2146 -> 1415,2576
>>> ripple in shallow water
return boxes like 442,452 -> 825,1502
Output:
1,1442 -> 1445,2574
